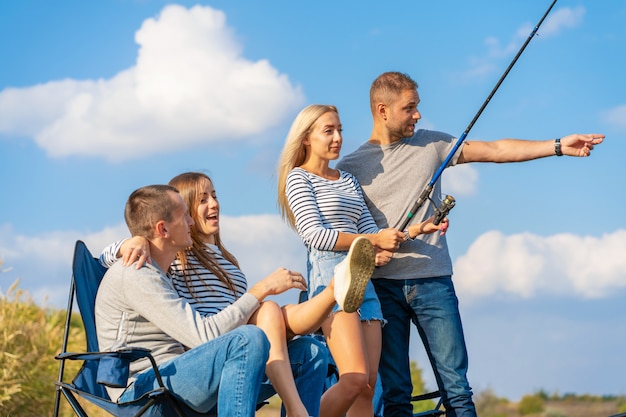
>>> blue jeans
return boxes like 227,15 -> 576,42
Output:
119,325 -> 269,417
121,328 -> 329,417
373,277 -> 477,417
257,335 -> 330,417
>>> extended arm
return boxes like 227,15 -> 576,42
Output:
458,133 -> 604,163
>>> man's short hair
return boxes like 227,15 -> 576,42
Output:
370,72 -> 419,113
124,185 -> 180,238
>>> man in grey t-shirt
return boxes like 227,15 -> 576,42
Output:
337,71 -> 604,417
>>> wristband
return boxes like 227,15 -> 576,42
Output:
554,138 -> 563,156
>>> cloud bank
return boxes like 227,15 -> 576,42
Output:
454,229 -> 626,302
0,216 -> 306,308
442,164 -> 479,197
0,5 -> 304,161
2,219 -> 625,308
602,104 -> 626,133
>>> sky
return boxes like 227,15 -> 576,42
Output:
1,0 -> 625,402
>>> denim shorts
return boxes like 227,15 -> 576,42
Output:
307,246 -> 385,324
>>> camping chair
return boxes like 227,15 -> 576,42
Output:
53,240 -> 214,417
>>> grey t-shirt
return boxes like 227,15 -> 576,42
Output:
337,129 -> 463,280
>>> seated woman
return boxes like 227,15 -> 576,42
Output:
100,171 -> 375,417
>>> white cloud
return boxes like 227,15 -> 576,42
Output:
441,164 -> 478,197
602,104 -> 626,132
0,216 -> 305,308
454,229 -> 626,302
0,223 -> 130,306
6,215 -> 624,309
539,6 -> 586,38
461,6 -> 585,81
0,5 -> 304,161
220,214 -> 307,305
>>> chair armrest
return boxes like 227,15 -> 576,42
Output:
55,347 -> 152,362
55,347 -> 165,389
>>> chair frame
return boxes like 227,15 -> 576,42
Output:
411,391 -> 444,417
53,240 -> 200,417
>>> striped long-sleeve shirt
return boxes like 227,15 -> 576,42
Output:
170,244 -> 247,316
100,240 -> 249,317
286,167 -> 380,251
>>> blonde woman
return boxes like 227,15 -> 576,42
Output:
277,105 -> 446,417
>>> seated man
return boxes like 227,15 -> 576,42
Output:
95,184 -> 328,415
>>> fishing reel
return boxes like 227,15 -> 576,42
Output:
433,195 -> 455,225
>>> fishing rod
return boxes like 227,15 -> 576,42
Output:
399,0 -> 558,231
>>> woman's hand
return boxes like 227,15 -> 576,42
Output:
373,228 -> 405,251
248,268 -> 307,301
120,236 -> 151,268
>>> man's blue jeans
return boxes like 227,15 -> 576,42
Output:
119,325 -> 269,416
119,327 -> 329,417
373,277 -> 477,417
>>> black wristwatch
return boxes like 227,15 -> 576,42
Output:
554,138 -> 563,156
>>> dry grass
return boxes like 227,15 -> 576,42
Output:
485,399 -> 621,417
475,389 -> 625,417
0,279 -> 107,417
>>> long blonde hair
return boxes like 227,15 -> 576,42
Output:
276,104 -> 338,230
168,172 -> 240,299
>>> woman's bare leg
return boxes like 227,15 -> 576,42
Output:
318,311 -> 370,417
281,278 -> 337,339
249,301 -> 308,417
346,320 -> 382,417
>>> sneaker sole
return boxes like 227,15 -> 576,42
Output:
342,237 -> 375,313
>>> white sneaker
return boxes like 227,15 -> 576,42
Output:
333,236 -> 375,313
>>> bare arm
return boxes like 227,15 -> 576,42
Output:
333,228 -> 404,252
247,268 -> 307,301
458,133 -> 604,164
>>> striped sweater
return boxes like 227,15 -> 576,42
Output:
100,241 -> 248,317
286,167 -> 380,251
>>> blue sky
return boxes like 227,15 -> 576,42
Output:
1,0 -> 624,402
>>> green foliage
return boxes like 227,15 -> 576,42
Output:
518,393 -> 545,415
410,360 -> 439,414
